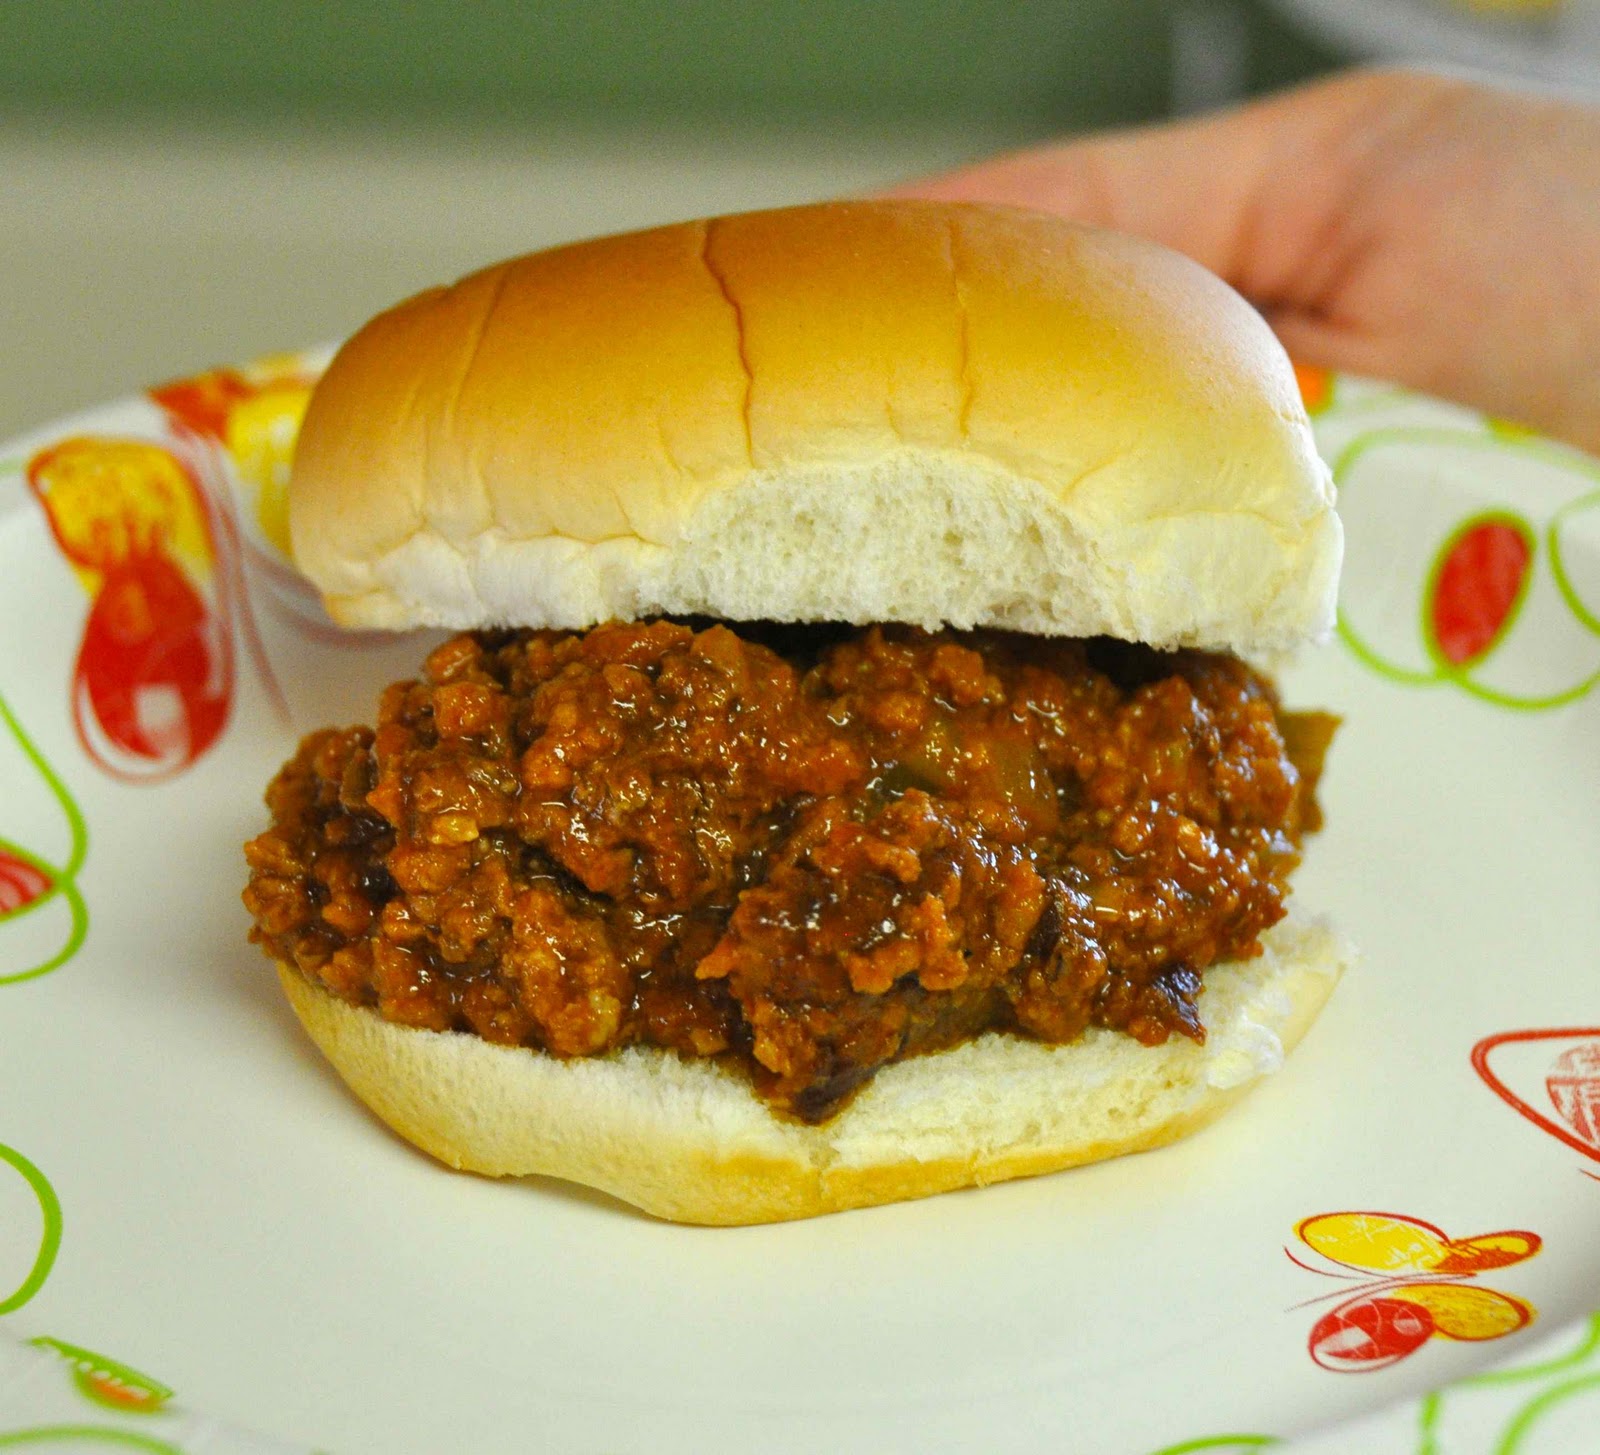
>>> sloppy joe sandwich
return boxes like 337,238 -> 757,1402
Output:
244,200 -> 1349,1225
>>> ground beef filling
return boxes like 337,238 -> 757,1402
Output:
244,622 -> 1334,1123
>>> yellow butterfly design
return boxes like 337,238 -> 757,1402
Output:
1288,1211 -> 1540,1372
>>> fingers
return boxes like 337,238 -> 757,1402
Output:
891,70 -> 1600,452
893,109 -> 1273,283
890,70 -> 1453,311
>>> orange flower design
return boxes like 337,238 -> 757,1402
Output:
26,437 -> 234,781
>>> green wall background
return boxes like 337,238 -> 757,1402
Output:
0,1 -> 1333,132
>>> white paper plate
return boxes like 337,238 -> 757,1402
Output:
1,356 -> 1597,1455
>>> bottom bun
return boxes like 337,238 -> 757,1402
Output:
277,906 -> 1349,1225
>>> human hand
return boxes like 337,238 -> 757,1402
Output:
894,69 -> 1600,453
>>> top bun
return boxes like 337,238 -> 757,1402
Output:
289,200 -> 1340,652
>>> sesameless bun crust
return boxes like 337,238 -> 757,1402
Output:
289,201 -> 1340,653
277,909 -> 1349,1226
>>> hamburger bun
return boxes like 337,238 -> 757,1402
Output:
272,200 -> 1347,1224
290,200 -> 1340,652
279,908 -> 1344,1225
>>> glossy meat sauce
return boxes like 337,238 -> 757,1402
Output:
244,622 -> 1332,1122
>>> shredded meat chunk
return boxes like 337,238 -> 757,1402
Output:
244,622 -> 1331,1122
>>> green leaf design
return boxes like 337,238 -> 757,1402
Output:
0,691 -> 89,987
1332,428 -> 1600,712
0,1430 -> 182,1452
29,1338 -> 174,1415
1494,1372 -> 1600,1454
1548,489 -> 1600,636
1145,1435 -> 1282,1454
0,1141 -> 62,1314
1417,1311 -> 1600,1454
